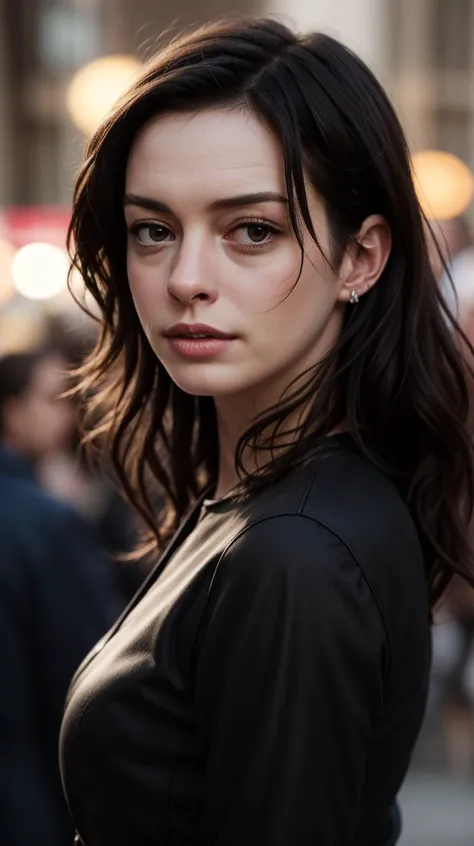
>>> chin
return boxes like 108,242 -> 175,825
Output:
164,362 -> 255,398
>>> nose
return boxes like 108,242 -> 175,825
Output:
167,233 -> 218,305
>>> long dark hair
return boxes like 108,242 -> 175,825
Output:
69,17 -> 474,606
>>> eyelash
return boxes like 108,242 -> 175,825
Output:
127,220 -> 170,252
227,218 -> 283,252
127,218 -> 283,253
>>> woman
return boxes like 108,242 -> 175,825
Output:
60,18 -> 474,846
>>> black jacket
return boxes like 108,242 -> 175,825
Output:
61,436 -> 431,846
0,447 -> 122,845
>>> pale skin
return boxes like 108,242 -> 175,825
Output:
124,107 -> 391,497
1,355 -> 74,462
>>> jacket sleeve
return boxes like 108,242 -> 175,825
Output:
0,543 -> 69,845
194,514 -> 388,845
34,504 -> 123,728
0,502 -> 122,846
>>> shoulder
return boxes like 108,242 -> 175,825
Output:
296,447 -> 429,632
243,441 -> 425,590
212,511 -> 378,632
0,475 -> 96,567
250,440 -> 417,539
219,512 -> 355,590
197,510 -> 391,689
0,474 -> 80,530
209,443 -> 429,658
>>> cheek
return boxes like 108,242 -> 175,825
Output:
127,256 -> 164,330
55,403 -> 74,432
237,250 -> 334,341
127,254 -> 152,301
226,247 -> 302,314
43,403 -> 62,429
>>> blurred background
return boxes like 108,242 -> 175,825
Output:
1,1 -> 474,844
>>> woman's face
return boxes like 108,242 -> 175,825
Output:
125,107 -> 348,405
3,355 -> 75,460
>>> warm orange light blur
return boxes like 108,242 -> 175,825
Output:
412,150 -> 474,220
66,54 -> 142,137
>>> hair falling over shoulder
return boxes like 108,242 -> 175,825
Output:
68,17 -> 474,608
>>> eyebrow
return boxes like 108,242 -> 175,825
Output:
210,192 -> 288,211
123,191 -> 288,214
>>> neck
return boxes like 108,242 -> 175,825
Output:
213,383 -> 304,500
211,314 -> 347,499
213,401 -> 253,499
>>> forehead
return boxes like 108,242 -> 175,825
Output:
125,107 -> 286,198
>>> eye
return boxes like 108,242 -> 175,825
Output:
244,223 -> 271,243
228,220 -> 282,250
128,222 -> 173,246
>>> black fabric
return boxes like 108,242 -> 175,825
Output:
0,447 -> 122,845
60,438 -> 431,845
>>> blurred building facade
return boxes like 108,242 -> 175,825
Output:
389,0 -> 474,169
1,0 -> 473,209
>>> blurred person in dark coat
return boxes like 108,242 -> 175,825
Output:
0,348 -> 122,845
41,311 -> 149,602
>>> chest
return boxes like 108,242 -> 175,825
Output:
61,505 -> 246,765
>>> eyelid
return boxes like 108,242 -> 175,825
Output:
127,219 -> 174,247
229,215 -> 283,228
127,218 -> 171,232
226,217 -> 284,236
224,217 -> 283,252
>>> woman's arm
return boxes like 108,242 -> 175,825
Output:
195,514 -> 388,845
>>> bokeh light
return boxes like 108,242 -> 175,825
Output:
412,149 -> 474,220
66,54 -> 142,136
12,242 -> 69,300
0,238 -> 16,303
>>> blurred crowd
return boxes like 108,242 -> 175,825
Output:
0,314 -> 150,844
425,214 -> 474,780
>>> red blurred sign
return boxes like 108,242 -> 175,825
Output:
0,206 -> 71,249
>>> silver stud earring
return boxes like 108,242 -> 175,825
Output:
349,290 -> 359,304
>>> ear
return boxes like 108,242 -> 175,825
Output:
337,215 -> 392,304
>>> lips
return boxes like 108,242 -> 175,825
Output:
163,323 -> 234,339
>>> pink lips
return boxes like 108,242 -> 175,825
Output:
163,323 -> 235,359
